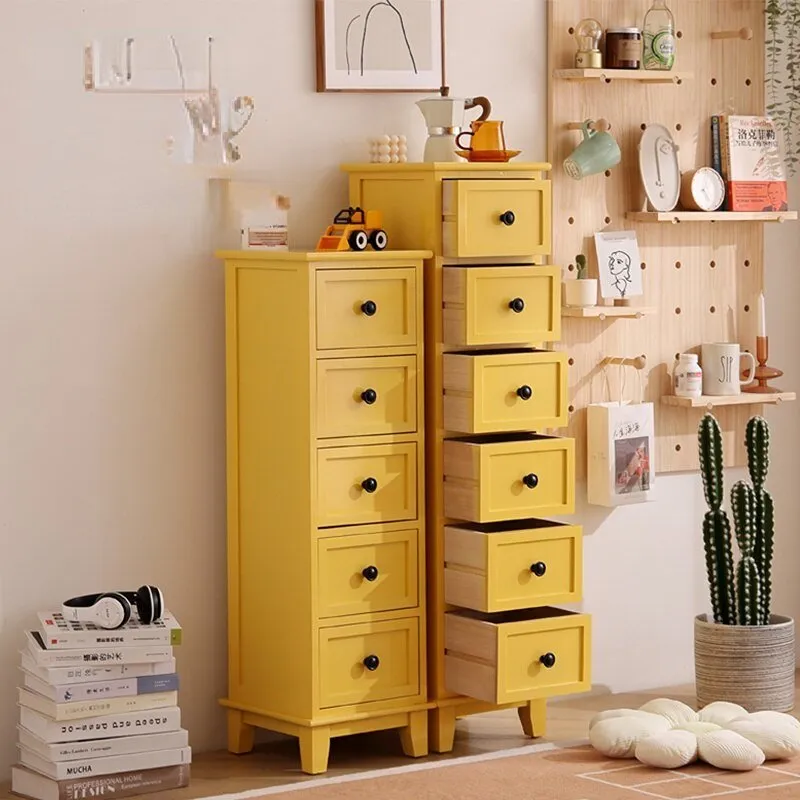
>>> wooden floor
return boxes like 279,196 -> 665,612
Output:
3,680 -> 798,800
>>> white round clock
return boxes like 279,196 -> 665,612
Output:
680,167 -> 726,211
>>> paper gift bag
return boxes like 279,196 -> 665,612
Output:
587,369 -> 655,507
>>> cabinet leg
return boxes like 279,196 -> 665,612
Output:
399,710 -> 428,758
227,710 -> 255,754
429,706 -> 457,753
518,700 -> 547,739
298,726 -> 331,775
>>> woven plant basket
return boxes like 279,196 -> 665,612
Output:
694,613 -> 796,712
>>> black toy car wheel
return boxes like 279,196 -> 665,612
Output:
349,230 -> 369,251
370,230 -> 388,251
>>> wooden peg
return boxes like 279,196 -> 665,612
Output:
566,118 -> 611,132
602,355 -> 647,370
711,27 -> 753,40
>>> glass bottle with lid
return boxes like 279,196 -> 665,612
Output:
606,28 -> 642,69
643,0 -> 676,70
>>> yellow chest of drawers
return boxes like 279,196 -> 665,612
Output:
216,249 -> 432,774
343,162 -> 591,753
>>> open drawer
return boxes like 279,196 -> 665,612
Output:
444,607 -> 591,705
444,520 -> 582,613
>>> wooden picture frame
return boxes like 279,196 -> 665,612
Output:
315,0 -> 445,92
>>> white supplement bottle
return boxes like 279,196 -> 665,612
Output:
674,353 -> 702,398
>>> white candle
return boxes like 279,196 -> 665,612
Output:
758,292 -> 767,337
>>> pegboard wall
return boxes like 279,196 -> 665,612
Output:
546,0 -> 791,476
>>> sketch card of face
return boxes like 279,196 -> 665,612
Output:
594,230 -> 644,300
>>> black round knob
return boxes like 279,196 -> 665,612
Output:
517,385 -> 533,401
362,565 -> 379,582
522,473 -> 539,489
361,477 -> 378,493
540,652 -> 556,669
363,654 -> 380,671
361,300 -> 377,316
509,297 -> 525,313
500,210 -> 516,226
361,389 -> 378,405
530,562 -> 547,577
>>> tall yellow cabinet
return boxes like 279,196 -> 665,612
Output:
344,163 -> 591,752
216,249 -> 432,774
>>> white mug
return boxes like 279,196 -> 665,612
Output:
701,343 -> 756,396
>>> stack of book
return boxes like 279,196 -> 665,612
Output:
11,609 -> 191,800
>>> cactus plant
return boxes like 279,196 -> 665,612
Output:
575,254 -> 588,279
697,413 -> 776,626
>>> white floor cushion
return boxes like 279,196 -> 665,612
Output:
675,721 -> 722,736
727,717 -> 800,760
589,714 -> 672,758
589,708 -> 647,730
638,698 -> 697,728
698,730 -> 766,771
697,701 -> 749,727
635,730 -> 699,768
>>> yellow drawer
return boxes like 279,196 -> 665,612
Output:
317,443 -> 417,528
316,268 -> 417,350
444,608 -> 590,705
316,355 -> 418,439
442,179 -> 552,259
444,521 -> 582,613
318,617 -> 420,709
317,529 -> 419,618
443,434 -> 574,523
442,266 -> 561,347
443,350 -> 568,435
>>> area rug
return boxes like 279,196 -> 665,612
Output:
223,742 -> 800,800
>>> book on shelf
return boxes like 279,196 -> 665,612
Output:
20,647 -> 176,684
11,763 -> 191,800
21,666 -> 179,702
24,631 -> 175,667
18,725 -> 189,762
38,611 -> 182,649
20,705 -> 183,744
716,114 -> 789,212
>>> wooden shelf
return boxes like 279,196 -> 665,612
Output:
562,306 -> 657,319
554,68 -> 692,83
627,211 -> 798,223
662,392 -> 796,409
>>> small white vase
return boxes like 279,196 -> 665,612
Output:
564,279 -> 597,307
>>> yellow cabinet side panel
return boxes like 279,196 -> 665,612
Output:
225,263 -> 314,721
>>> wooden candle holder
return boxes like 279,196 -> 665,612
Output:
742,336 -> 784,393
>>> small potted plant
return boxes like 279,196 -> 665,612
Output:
694,413 -> 795,712
564,254 -> 598,307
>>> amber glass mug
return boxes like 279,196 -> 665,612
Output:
456,119 -> 507,154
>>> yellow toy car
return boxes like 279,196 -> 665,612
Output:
316,207 -> 388,252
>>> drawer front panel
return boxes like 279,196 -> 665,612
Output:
316,268 -> 417,350
443,351 -> 568,434
318,617 -> 420,709
442,180 -> 552,258
317,443 -> 417,527
444,609 -> 591,706
317,529 -> 419,618
442,267 -> 560,347
443,437 -> 575,524
444,523 -> 582,613
316,356 -> 418,438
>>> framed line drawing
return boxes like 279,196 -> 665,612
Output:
315,0 -> 444,92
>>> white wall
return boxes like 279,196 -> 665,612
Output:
1,0 -> 797,782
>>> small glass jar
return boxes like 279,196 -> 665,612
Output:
606,27 -> 642,69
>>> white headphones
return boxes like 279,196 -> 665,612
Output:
61,585 -> 164,630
